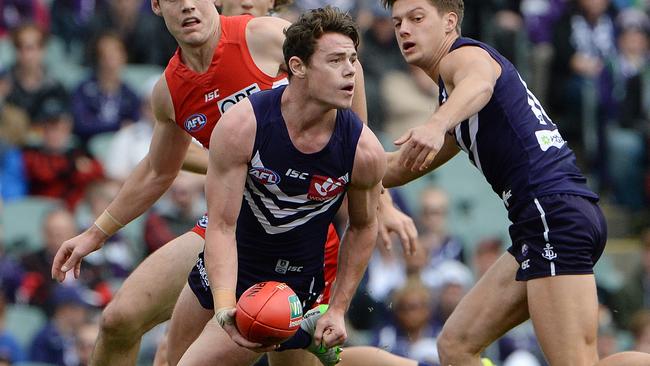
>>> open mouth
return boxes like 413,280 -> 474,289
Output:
402,41 -> 416,52
182,17 -> 201,27
342,85 -> 354,92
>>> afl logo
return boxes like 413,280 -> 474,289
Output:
184,113 -> 207,132
249,167 -> 281,185
197,214 -> 208,229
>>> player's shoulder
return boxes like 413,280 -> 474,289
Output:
351,125 -> 386,188
246,16 -> 290,40
216,97 -> 257,141
150,75 -> 174,123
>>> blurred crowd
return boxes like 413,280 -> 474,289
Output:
0,0 -> 649,365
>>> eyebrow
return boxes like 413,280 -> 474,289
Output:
392,7 -> 425,21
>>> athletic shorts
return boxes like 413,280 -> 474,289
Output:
190,213 -> 341,309
506,194 -> 607,281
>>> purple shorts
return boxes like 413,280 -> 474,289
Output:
507,194 -> 607,281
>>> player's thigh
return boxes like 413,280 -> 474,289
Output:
177,320 -> 260,366
267,349 -> 319,366
337,347 -> 418,366
438,253 -> 529,354
103,231 -> 204,331
527,274 -> 599,366
167,284 -> 215,366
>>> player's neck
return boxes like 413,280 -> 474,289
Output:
281,84 -> 337,132
178,22 -> 221,73
420,34 -> 458,81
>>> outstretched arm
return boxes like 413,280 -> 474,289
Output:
314,125 -> 386,348
52,77 -> 192,282
395,46 -> 500,171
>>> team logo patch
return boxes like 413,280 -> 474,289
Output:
197,214 -> 208,229
249,167 -> 281,185
308,175 -> 346,201
542,243 -> 557,260
521,243 -> 528,257
184,113 -> 207,132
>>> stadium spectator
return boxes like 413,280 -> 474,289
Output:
6,23 -> 68,123
19,208 -> 78,314
143,172 -> 204,254
85,0 -> 176,66
472,238 -> 503,279
75,320 -> 99,366
372,277 -> 438,364
50,0 -> 103,53
102,78 -> 156,183
28,285 -> 90,365
605,8 -> 650,210
417,187 -> 465,265
551,0 -> 617,160
611,229 -> 650,328
21,96 -> 104,209
0,73 -> 28,201
71,32 -> 140,144
0,291 -> 25,363
0,0 -> 49,37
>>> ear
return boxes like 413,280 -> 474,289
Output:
444,11 -> 458,34
151,0 -> 162,16
288,56 -> 307,78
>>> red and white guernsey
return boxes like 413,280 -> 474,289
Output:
164,15 -> 288,148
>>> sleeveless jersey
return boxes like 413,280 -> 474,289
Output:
236,85 -> 363,290
164,15 -> 288,147
439,37 -> 598,213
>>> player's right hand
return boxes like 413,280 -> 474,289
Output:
51,227 -> 107,282
216,308 -> 278,353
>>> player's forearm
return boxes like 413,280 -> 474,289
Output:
205,228 -> 238,309
104,156 -> 178,230
182,143 -> 209,175
329,221 -> 378,313
434,77 -> 493,131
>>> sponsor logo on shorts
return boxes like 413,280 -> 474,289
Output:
521,259 -> 530,270
217,84 -> 261,113
184,113 -> 207,132
249,167 -> 281,185
521,243 -> 528,257
275,259 -> 303,274
542,243 -> 557,260
196,257 -> 210,289
535,129 -> 565,151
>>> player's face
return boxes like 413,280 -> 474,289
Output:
391,0 -> 449,67
303,33 -> 357,109
153,0 -> 219,47
218,0 -> 274,17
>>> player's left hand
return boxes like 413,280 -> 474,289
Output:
216,308 -> 278,352
394,121 -> 447,172
313,307 -> 347,349
378,200 -> 418,255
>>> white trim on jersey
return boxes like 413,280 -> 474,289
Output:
468,114 -> 483,174
534,198 -> 556,276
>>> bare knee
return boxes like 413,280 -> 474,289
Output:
437,326 -> 482,362
100,300 -> 144,339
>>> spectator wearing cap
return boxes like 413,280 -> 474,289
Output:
28,285 -> 90,366
604,8 -> 650,210
71,32 -> 140,144
6,23 -> 69,123
21,96 -> 104,209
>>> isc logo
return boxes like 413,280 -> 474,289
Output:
184,113 -> 207,132
217,84 -> 261,113
249,167 -> 280,185
204,89 -> 220,102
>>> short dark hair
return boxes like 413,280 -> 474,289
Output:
283,6 -> 359,76
273,0 -> 294,11
381,0 -> 464,34
10,23 -> 48,49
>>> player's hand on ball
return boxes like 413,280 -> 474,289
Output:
313,308 -> 347,349
216,308 -> 278,352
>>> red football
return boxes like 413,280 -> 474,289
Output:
235,281 -> 303,345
